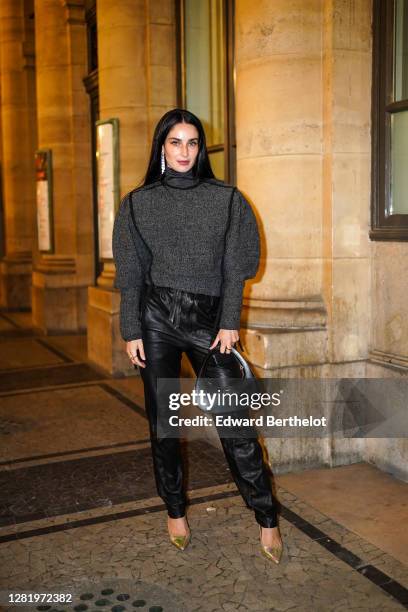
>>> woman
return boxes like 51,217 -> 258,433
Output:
112,108 -> 283,564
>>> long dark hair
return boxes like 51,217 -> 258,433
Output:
141,108 -> 215,186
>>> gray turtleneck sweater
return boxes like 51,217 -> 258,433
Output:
112,166 -> 260,341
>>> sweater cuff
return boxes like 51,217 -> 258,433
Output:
119,286 -> 143,341
218,278 -> 245,330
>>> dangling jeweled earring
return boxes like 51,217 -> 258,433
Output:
161,149 -> 166,174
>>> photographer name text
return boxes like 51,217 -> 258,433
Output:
167,415 -> 327,428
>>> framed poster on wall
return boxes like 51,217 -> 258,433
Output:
95,118 -> 120,260
35,149 -> 54,253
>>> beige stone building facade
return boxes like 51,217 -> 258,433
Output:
0,0 -> 407,478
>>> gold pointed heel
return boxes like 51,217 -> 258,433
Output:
169,530 -> 191,551
168,517 -> 191,551
259,525 -> 283,565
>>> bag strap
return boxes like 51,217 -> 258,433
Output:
196,345 -> 253,381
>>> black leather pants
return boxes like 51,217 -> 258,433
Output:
139,282 -> 278,528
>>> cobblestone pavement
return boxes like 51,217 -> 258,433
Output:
0,480 -> 407,611
0,320 -> 407,611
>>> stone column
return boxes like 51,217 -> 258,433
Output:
322,0 -> 371,468
87,0 -> 177,374
32,0 -> 93,333
235,0 -> 329,374
322,0 -> 371,368
236,0 -> 371,374
0,0 -> 37,309
235,0 -> 372,471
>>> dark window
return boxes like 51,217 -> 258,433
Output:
83,0 -> 100,281
176,0 -> 236,183
371,0 -> 408,240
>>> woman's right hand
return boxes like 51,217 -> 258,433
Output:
126,339 -> 146,368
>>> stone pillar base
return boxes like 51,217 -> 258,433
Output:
32,263 -> 88,334
241,299 -> 329,370
241,300 -> 366,474
87,285 -> 138,377
0,254 -> 32,309
242,326 -> 329,371
32,282 -> 88,334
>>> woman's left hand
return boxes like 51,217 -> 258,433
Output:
209,329 -> 239,353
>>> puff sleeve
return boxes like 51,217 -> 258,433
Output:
112,193 -> 145,341
219,189 -> 260,330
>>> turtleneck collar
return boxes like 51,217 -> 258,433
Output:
161,165 -> 201,189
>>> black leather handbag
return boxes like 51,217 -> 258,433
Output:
195,345 -> 260,414
194,186 -> 261,415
